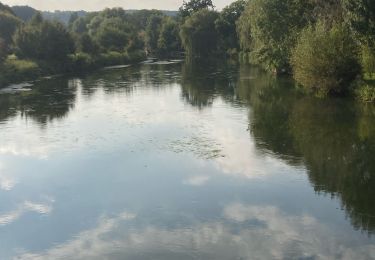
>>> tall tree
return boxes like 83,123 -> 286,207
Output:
180,9 -> 219,57
14,13 -> 74,61
238,0 -> 314,73
145,14 -> 164,53
179,0 -> 215,17
215,0 -> 247,51
158,17 -> 181,55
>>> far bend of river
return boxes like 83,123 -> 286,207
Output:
0,59 -> 374,260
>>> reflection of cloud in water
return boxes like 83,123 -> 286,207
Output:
183,175 -> 210,186
0,163 -> 16,191
0,142 -> 49,159
15,205 -> 375,260
0,201 -> 53,226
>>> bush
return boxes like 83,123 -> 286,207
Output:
361,44 -> 375,78
68,52 -> 96,71
292,21 -> 360,96
356,83 -> 375,102
98,51 -> 128,66
0,56 -> 40,86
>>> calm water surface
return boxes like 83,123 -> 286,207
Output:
0,60 -> 374,259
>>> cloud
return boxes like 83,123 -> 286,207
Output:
0,201 -> 53,226
183,175 -> 210,186
14,204 -> 375,260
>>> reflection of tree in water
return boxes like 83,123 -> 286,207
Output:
180,58 -> 238,109
236,64 -> 375,233
290,100 -> 375,233
78,63 -> 181,98
0,77 -> 76,126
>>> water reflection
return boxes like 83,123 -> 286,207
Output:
0,60 -> 374,259
0,78 -> 76,126
14,204 -> 375,260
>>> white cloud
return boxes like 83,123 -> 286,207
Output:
14,204 -> 375,260
0,201 -> 53,226
183,175 -> 210,186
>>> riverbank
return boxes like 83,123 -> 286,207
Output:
0,50 -> 146,88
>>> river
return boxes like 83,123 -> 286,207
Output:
0,59 -> 374,259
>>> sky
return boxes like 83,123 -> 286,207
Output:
2,0 -> 234,11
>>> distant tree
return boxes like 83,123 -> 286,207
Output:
215,0 -> 247,51
180,9 -> 219,57
71,17 -> 88,34
0,9 -> 22,44
179,0 -> 215,17
158,17 -> 181,55
14,14 -> 74,61
93,17 -> 132,51
145,14 -> 164,53
11,5 -> 38,22
75,33 -> 98,54
128,10 -> 164,30
0,37 -> 7,62
68,12 -> 79,29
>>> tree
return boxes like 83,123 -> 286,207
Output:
180,9 -> 219,57
14,14 -> 74,61
343,0 -> 375,44
291,21 -> 360,95
93,17 -> 132,51
215,0 -> 246,51
0,9 -> 22,44
68,12 -> 79,29
75,33 -> 98,54
145,14 -> 164,53
179,0 -> 215,18
158,17 -> 181,55
0,37 -> 7,62
238,0 -> 313,73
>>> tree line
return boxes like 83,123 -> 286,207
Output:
0,0 -> 375,101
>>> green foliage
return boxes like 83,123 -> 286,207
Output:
14,14 -> 74,61
291,21 -> 360,95
157,17 -> 181,56
74,33 -> 98,54
342,0 -> 375,43
355,83 -> 375,102
145,14 -> 164,53
93,17 -> 132,51
180,9 -> 219,57
179,0 -> 215,18
215,0 -> 246,52
361,44 -> 375,76
0,37 -> 7,62
0,56 -> 40,85
0,9 -> 22,44
236,5 -> 252,52
239,0 -> 313,72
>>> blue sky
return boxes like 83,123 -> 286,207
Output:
2,0 -> 234,11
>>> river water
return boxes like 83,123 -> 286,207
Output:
0,60 -> 374,259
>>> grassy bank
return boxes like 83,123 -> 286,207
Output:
0,50 -> 146,87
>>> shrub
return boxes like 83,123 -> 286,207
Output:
292,21 -> 360,96
361,44 -> 375,78
68,52 -> 96,71
356,83 -> 375,102
0,56 -> 40,86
